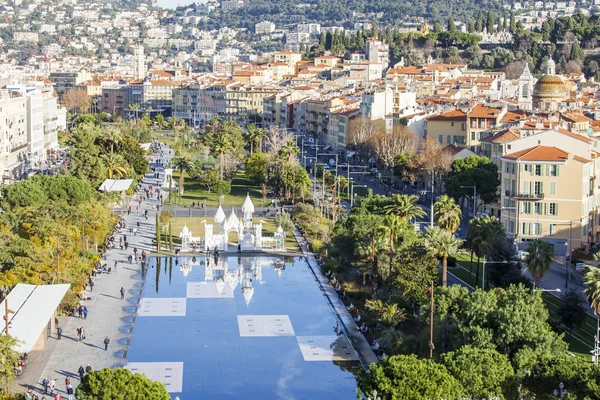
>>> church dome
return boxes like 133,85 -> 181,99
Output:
533,75 -> 568,99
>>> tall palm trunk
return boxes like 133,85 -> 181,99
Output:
179,167 -> 184,195
442,255 -> 448,287
220,152 -> 224,180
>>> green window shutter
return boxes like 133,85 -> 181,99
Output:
556,165 -> 560,176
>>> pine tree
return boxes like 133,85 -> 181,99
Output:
570,41 -> 585,63
486,11 -> 496,34
467,19 -> 475,33
325,31 -> 333,50
476,10 -> 484,32
319,32 -> 326,47
447,17 -> 457,32
510,12 -> 517,33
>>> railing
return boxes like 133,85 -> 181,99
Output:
505,190 -> 544,200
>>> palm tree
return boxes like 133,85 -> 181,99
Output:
365,299 -> 407,326
434,195 -> 462,233
426,226 -> 463,286
103,126 -> 122,153
101,153 -> 128,179
584,266 -> 600,316
246,123 -> 267,155
129,103 -> 141,120
384,194 -> 426,221
468,215 -> 504,283
380,214 -> 406,285
525,239 -> 554,289
171,156 -> 192,196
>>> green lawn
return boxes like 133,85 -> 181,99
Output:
449,253 -> 596,360
170,170 -> 265,208
166,216 -> 300,252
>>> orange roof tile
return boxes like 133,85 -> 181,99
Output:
468,104 -> 502,119
480,128 -> 519,144
427,109 -> 467,122
503,146 -> 582,162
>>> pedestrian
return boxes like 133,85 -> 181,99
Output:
76,327 -> 82,341
125,242 -> 128,250
114,261 -> 118,271
89,280 -> 94,292
133,228 -> 137,236
49,378 -> 56,395
54,394 -> 62,400
64,377 -> 70,389
81,327 -> 86,340
66,384 -> 73,400
127,206 -> 131,215
57,326 -> 62,340
78,366 -> 84,380
104,336 -> 110,351
82,307 -> 88,320
85,364 -> 92,374
120,287 -> 125,300
77,305 -> 82,318
136,205 -> 139,214
42,377 -> 49,394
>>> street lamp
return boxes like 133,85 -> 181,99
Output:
552,382 -> 567,399
535,287 -> 562,293
481,257 -> 507,291
351,184 -> 368,207
460,185 -> 477,219
553,221 -> 574,288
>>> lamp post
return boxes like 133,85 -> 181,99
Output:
460,185 -> 477,219
554,221 -> 574,288
481,257 -> 507,291
552,382 -> 567,399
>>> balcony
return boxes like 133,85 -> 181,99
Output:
505,190 -> 544,200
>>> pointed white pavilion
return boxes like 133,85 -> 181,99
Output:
214,205 -> 226,234
242,193 -> 255,228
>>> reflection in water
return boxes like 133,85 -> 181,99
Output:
153,256 -> 291,305
155,257 -> 161,294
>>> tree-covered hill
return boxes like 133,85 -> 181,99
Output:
197,0 -> 508,30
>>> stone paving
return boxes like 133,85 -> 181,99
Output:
16,145 -> 172,397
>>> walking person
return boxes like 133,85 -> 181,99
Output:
120,287 -> 125,300
57,326 -> 62,340
104,336 -> 110,351
78,366 -> 85,380
81,327 -> 86,341
49,378 -> 56,396
64,377 -> 71,391
82,306 -> 88,320
66,383 -> 74,400
114,261 -> 118,271
77,305 -> 82,318
42,377 -> 49,394
85,364 -> 92,374
89,280 -> 94,292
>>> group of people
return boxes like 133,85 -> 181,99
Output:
325,270 -> 346,299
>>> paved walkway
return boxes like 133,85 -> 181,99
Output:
292,229 -> 379,367
16,145 -> 171,397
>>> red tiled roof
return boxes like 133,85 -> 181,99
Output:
427,109 -> 467,122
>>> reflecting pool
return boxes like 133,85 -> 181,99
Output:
125,256 -> 360,399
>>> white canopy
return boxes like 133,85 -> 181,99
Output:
98,179 -> 134,193
0,284 -> 70,352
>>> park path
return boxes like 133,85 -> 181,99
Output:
17,144 -> 171,397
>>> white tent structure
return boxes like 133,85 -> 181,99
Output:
98,179 -> 134,193
1,284 -> 70,352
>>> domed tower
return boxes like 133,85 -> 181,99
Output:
533,58 -> 568,112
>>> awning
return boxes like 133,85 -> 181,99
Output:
0,284 -> 70,352
98,179 -> 134,192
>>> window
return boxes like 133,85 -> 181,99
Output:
549,182 -> 556,195
549,165 -> 559,176
522,202 -> 532,214
447,135 -> 451,144
535,202 -> 543,215
471,119 -> 477,128
534,165 -> 542,176
451,122 -> 455,127
461,123 -> 466,131
479,119 -> 485,129
534,181 -> 543,195
438,135 -> 443,143
504,178 -> 510,190
549,224 -> 556,236
548,203 -> 558,216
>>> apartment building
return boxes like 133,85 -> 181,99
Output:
49,70 -> 91,99
273,51 -> 302,70
124,78 -> 180,117
466,104 -> 507,150
500,129 -> 600,254
327,108 -> 360,149
425,109 -> 468,146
